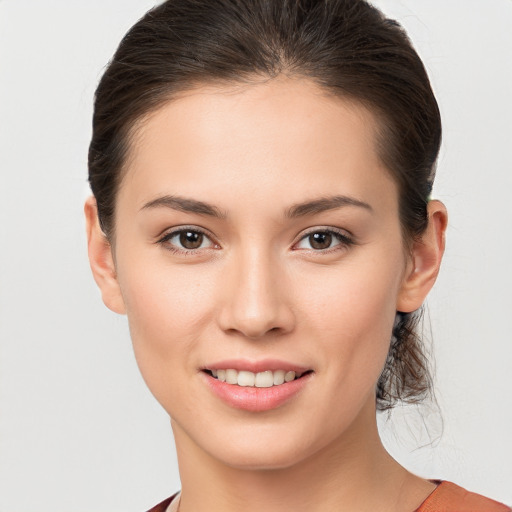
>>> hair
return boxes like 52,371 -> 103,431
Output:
88,0 -> 441,411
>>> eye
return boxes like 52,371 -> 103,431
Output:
158,227 -> 217,253
295,229 -> 353,251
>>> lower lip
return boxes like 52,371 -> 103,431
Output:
202,372 -> 312,412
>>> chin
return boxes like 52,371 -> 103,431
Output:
201,421 -> 332,472
212,444 -> 312,472
172,413 -> 320,471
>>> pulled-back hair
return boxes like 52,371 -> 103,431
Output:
88,0 -> 442,410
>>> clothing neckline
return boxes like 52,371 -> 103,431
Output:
160,480 -> 511,512
414,480 -> 444,511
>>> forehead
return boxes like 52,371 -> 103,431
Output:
120,76 -> 397,213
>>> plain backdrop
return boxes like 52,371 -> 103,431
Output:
0,1 -> 511,511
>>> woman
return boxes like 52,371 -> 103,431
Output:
84,1 -> 510,511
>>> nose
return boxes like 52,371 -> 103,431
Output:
217,247 -> 295,339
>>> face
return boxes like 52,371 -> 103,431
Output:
95,77 -> 418,469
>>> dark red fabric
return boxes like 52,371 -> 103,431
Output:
146,493 -> 177,512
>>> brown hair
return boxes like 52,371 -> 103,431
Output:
88,0 -> 441,411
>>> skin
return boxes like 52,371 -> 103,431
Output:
86,75 -> 447,512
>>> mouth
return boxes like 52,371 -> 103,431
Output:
201,362 -> 314,411
202,368 -> 313,388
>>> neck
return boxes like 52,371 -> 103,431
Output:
172,399 -> 434,512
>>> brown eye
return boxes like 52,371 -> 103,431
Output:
309,232 -> 332,250
295,229 -> 353,252
179,231 -> 204,249
159,228 -> 215,252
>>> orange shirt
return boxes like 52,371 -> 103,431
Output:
147,482 -> 511,512
415,481 -> 511,512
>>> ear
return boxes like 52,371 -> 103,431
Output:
396,199 -> 448,313
84,196 -> 126,314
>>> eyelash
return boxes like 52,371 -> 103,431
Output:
156,226 -> 355,255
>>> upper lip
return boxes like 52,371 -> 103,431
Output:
202,359 -> 312,374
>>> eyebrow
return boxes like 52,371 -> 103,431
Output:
140,193 -> 373,219
286,195 -> 373,218
141,195 -> 227,218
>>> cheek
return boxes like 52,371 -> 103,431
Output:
116,257 -> 217,398
293,251 -> 403,384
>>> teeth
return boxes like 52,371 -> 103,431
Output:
226,369 -> 238,384
237,371 -> 255,387
209,368 -> 301,387
255,370 -> 273,388
284,371 -> 295,382
273,370 -> 285,385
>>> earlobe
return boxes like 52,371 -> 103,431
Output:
84,196 -> 126,315
397,200 -> 448,313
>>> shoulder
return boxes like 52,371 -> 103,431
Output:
145,492 -> 179,512
416,481 -> 511,512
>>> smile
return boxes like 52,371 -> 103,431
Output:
205,369 -> 308,387
201,360 -> 314,411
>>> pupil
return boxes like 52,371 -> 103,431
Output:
310,232 -> 332,250
180,231 -> 203,249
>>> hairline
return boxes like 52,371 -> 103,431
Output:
107,74 -> 419,254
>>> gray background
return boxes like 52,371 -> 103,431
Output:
0,1 -> 511,510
